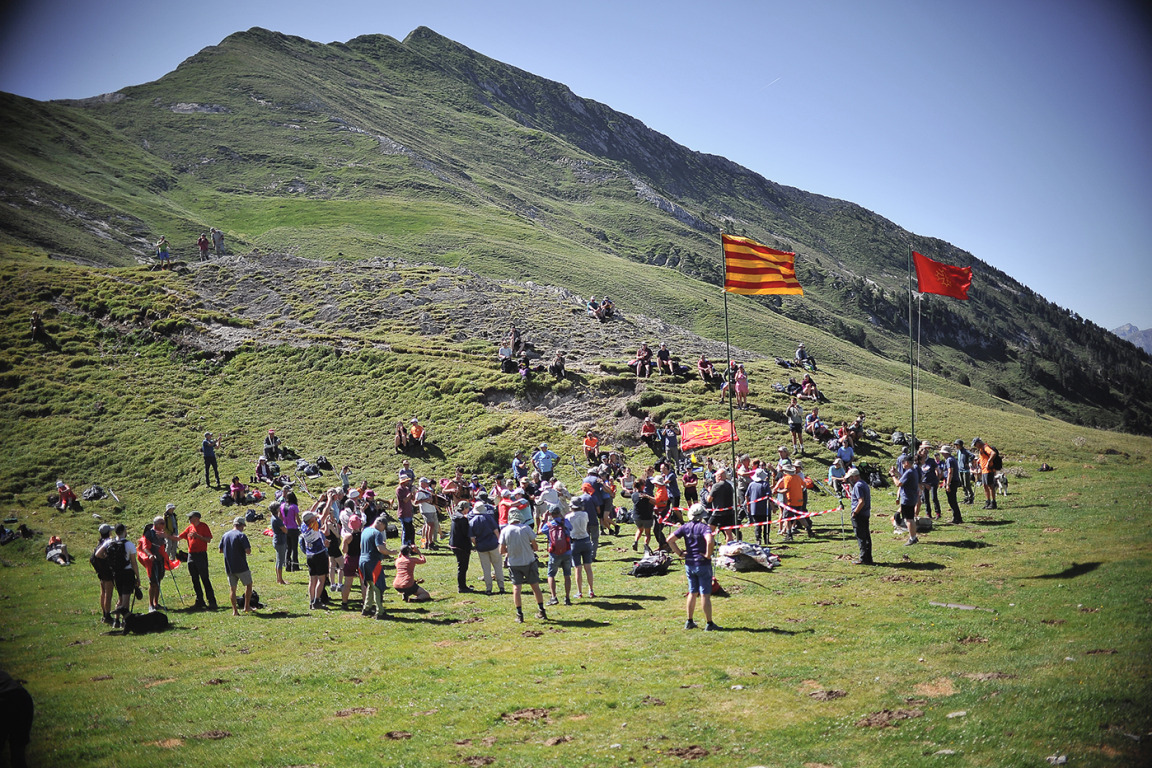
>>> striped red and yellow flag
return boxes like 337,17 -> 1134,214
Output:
721,234 -> 804,295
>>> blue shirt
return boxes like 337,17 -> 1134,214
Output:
898,467 -> 920,505
850,480 -> 871,515
920,457 -> 939,485
944,456 -> 960,485
511,457 -> 526,480
202,439 -> 216,459
672,521 -> 712,565
532,450 -> 559,473
219,529 -> 250,574
836,445 -> 855,466
359,527 -> 385,568
468,511 -> 500,552
746,479 -> 771,518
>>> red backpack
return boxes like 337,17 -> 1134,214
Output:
547,522 -> 571,555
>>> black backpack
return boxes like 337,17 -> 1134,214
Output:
316,456 -> 333,470
989,446 -> 1003,472
90,546 -> 115,580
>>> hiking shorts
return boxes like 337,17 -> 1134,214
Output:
685,562 -> 714,595
342,557 -> 359,578
306,552 -> 329,577
709,511 -> 735,530
509,561 -> 540,586
227,570 -> 253,588
395,583 -> 419,599
547,551 -> 573,577
114,569 -> 135,596
982,472 -> 995,485
900,502 -> 917,521
147,559 -> 165,584
571,537 -> 592,566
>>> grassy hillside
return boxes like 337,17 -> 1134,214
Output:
1,247 -> 1150,767
0,26 -> 1149,434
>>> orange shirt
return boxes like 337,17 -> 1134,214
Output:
179,522 -> 213,554
410,424 -> 425,440
976,444 -> 994,473
583,437 -> 599,452
773,474 -> 804,507
653,485 -> 669,512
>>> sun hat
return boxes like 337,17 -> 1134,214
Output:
233,516 -> 247,527
472,502 -> 488,514
688,503 -> 707,521
780,462 -> 796,473
187,511 -> 201,519
166,503 -> 176,511
845,468 -> 860,479
752,468 -> 769,482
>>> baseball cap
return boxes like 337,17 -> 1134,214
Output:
233,516 -> 247,527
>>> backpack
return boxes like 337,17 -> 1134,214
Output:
891,431 -> 907,446
123,610 -> 170,634
989,446 -> 1003,472
547,523 -> 571,556
826,438 -> 839,452
104,538 -> 129,570
316,456 -> 333,471
90,546 -> 115,580
629,550 -> 671,577
82,485 -> 105,501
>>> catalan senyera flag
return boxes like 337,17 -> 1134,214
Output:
678,419 -> 739,451
913,251 -> 972,301
721,234 -> 804,295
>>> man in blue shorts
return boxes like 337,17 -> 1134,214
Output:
666,503 -> 719,631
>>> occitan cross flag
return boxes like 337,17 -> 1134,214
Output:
721,234 -> 804,295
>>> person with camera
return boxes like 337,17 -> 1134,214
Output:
666,503 -> 720,631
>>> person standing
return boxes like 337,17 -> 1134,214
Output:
448,501 -> 474,593
211,227 -> 225,255
543,507 -> 574,606
666,503 -> 719,631
395,475 -> 415,547
200,432 -> 221,488
95,523 -> 139,628
746,468 -> 772,546
299,511 -> 329,610
414,477 -> 440,549
282,491 -> 301,572
270,502 -> 288,584
532,442 -> 560,481
955,439 -> 975,504
940,445 -> 963,524
498,507 -> 547,623
154,236 -> 171,269
785,397 -> 806,455
197,232 -> 210,261
659,422 -> 682,469
567,497 -> 595,598
918,443 -> 942,519
142,516 -> 175,612
468,501 -> 504,595
772,462 -> 806,542
219,516 -> 254,615
846,468 -> 873,565
90,523 -> 116,625
179,511 -> 217,610
971,438 -> 998,510
359,515 -> 396,619
894,454 -> 920,545
705,468 -> 737,543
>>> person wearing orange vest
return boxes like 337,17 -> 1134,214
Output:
583,432 -> 600,466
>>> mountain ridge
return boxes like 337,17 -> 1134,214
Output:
0,25 -> 1149,433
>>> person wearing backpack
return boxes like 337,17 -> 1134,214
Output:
90,524 -> 116,625
954,439 -> 975,504
95,523 -> 139,628
544,506 -> 574,607
971,438 -> 1000,510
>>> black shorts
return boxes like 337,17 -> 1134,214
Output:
790,424 -> 802,435
709,512 -> 735,529
148,559 -> 165,584
395,583 -> 419,599
900,502 -> 917,520
114,569 -> 135,596
307,552 -> 330,577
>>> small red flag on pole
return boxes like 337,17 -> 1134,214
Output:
913,251 -> 972,300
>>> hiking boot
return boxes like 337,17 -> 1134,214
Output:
101,614 -> 113,625
192,601 -> 207,611
375,611 -> 389,620
904,537 -> 919,546
704,622 -> 721,631
515,613 -> 524,623
990,501 -> 998,509
536,609 -> 547,620
684,619 -> 698,630
546,597 -> 559,606
952,517 -> 963,524
361,606 -> 375,617
564,598 -> 572,606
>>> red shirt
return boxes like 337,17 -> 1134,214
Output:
179,521 -> 213,553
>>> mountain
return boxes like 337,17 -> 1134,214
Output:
1,25 -> 1150,434
1113,324 -> 1152,356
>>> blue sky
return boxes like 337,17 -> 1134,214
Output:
2,0 -> 1150,330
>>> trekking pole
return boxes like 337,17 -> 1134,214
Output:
168,564 -> 186,607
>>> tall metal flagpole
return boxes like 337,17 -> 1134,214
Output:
721,236 -> 737,474
908,247 -> 916,449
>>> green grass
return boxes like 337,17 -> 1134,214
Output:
1,248 -> 1150,767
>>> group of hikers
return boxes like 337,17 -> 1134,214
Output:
152,227 -> 226,268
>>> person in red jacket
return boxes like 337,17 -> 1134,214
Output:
55,480 -> 77,510
179,511 -> 217,610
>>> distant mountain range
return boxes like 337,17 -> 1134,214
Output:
0,26 -> 1150,434
1113,324 -> 1152,356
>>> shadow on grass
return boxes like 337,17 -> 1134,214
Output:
718,625 -> 816,635
972,519 -> 1014,526
584,601 -> 644,611
883,561 -> 947,571
547,617 -> 611,628
249,610 -> 306,619
1028,561 -> 1101,580
931,540 -> 992,549
600,593 -> 667,602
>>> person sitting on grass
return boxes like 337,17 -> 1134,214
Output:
394,420 -> 409,453
795,343 -> 817,371
827,458 -> 847,496
518,356 -> 532,381
698,355 -> 718,384
656,342 -> 675,376
393,545 -> 431,603
498,341 -> 517,373
55,480 -> 78,511
805,407 -> 833,442
600,297 -> 615,319
640,415 -> 660,455
45,535 -> 70,566
634,342 -> 653,378
263,429 -> 282,461
586,296 -> 605,320
229,476 -> 247,505
836,421 -> 856,449
583,432 -> 600,466
409,418 -> 426,449
254,457 -> 276,485
800,373 -> 824,402
549,350 -> 567,379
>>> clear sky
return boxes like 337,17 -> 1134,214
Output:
2,0 -> 1150,330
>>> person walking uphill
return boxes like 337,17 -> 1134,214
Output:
666,503 -> 720,631
179,511 -> 217,610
